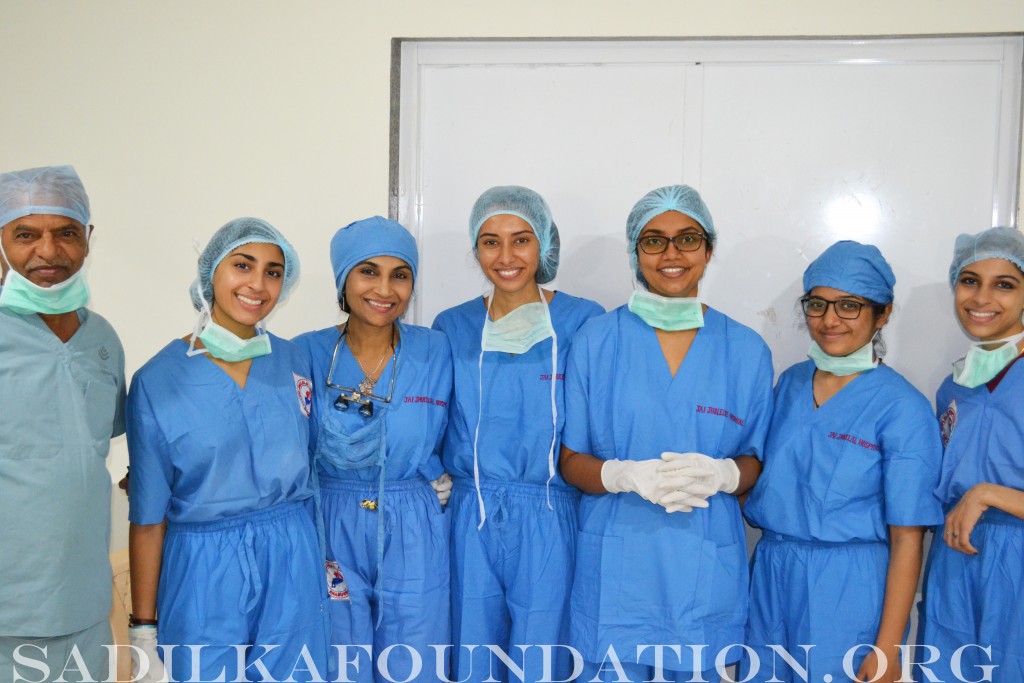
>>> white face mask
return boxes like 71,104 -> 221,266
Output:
806,338 -> 878,376
953,329 -> 1024,388
480,286 -> 555,354
627,289 -> 704,331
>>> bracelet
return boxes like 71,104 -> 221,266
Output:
128,614 -> 158,627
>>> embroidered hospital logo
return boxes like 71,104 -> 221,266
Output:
98,346 -> 110,361
294,373 -> 313,418
940,399 -> 958,447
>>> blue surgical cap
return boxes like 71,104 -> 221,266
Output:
189,217 -> 300,311
330,216 -> 419,296
803,240 -> 895,304
469,186 -> 560,284
948,226 -> 1024,288
0,165 -> 90,228
626,185 -> 716,286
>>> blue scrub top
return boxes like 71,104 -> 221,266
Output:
433,292 -> 603,487
292,322 -> 452,482
934,360 -> 1024,506
562,305 -> 773,668
0,307 -> 125,637
127,335 -> 315,525
745,360 -> 944,542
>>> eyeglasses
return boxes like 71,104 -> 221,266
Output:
325,326 -> 399,418
637,232 -> 707,254
800,296 -> 869,320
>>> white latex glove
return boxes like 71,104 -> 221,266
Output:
430,473 -> 453,506
657,475 -> 715,513
601,458 -> 699,508
129,626 -> 166,683
660,451 -> 741,496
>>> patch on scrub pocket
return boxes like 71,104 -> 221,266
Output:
940,399 -> 957,447
326,560 -> 350,601
294,373 -> 313,418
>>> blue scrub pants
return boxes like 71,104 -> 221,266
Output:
159,501 -> 329,682
0,620 -> 112,683
321,477 -> 450,683
449,479 -> 580,683
742,533 -> 888,683
580,659 -> 721,683
918,512 -> 1024,682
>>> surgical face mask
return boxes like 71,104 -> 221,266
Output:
480,287 -> 555,354
807,338 -> 878,376
0,238 -> 90,316
952,329 -> 1024,388
628,289 -> 704,331
194,320 -> 273,362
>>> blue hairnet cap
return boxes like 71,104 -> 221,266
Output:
626,185 -> 715,285
330,216 -> 419,296
469,186 -> 560,284
0,165 -> 90,228
803,240 -> 895,304
948,226 -> 1024,288
189,217 -> 300,311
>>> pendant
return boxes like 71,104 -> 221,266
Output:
357,376 -> 376,394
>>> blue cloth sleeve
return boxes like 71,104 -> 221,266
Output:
879,391 -> 945,527
737,343 -> 775,461
418,333 -> 453,482
561,328 -> 592,456
126,376 -> 174,525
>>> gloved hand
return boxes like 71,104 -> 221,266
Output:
430,473 -> 453,506
129,625 -> 166,683
660,451 -> 740,496
601,458 -> 701,509
657,475 -> 716,513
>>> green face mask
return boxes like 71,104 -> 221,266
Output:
627,289 -> 704,331
952,330 -> 1024,388
192,320 -> 273,362
807,338 -> 878,376
0,267 -> 90,316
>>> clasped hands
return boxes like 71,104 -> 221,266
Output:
601,452 -> 739,513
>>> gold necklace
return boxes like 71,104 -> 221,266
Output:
354,325 -> 395,394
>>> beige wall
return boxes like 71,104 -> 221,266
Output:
1,1 -> 1022,550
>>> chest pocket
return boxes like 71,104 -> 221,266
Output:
83,374 -> 120,450
824,438 -> 883,507
0,364 -> 66,459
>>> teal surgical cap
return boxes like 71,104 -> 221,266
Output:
803,240 -> 895,304
626,185 -> 715,286
330,216 -> 419,297
948,226 -> 1024,288
189,217 -> 300,311
0,165 -> 90,228
469,186 -> 560,284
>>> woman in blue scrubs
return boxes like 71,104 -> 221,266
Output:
432,186 -> 603,683
743,241 -> 943,683
559,185 -> 774,682
128,218 -> 327,682
292,216 -> 453,683
919,227 -> 1024,680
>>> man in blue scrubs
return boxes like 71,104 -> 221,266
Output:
0,166 -> 126,682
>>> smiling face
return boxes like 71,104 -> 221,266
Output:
805,285 -> 890,357
209,242 -> 285,338
636,211 -> 712,298
0,214 -> 89,286
343,255 -> 413,328
475,214 -> 540,296
954,257 -> 1024,344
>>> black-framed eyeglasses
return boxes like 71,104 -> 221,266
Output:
637,232 -> 707,254
800,296 -> 868,320
325,326 -> 399,418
